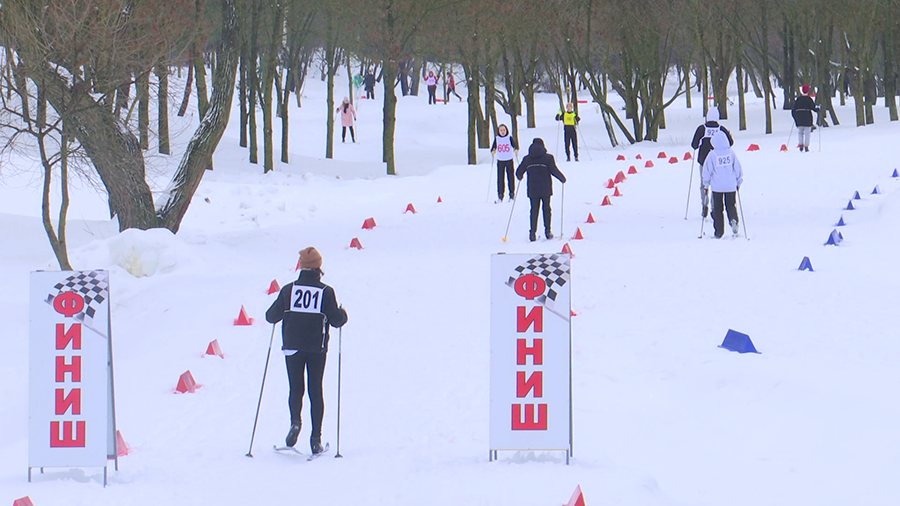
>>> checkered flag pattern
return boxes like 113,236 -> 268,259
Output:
505,254 -> 570,320
45,271 -> 109,334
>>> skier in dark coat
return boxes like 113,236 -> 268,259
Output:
792,84 -> 819,152
515,138 -> 567,242
690,109 -> 733,218
364,71 -> 376,100
266,247 -> 348,455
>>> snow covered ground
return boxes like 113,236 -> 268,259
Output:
2,69 -> 899,506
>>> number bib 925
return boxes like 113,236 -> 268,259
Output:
290,285 -> 324,313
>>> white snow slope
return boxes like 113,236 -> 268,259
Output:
1,69 -> 899,506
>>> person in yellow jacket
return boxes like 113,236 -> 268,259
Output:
555,102 -> 580,161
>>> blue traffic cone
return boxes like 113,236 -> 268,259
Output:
719,329 -> 760,354
853,191 -> 861,200
824,229 -> 842,246
836,215 -> 846,226
798,256 -> 814,271
844,200 -> 855,211
872,185 -> 881,195
893,169 -> 899,178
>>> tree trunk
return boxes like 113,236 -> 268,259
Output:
194,47 -> 210,119
239,52 -> 248,146
37,129 -> 72,270
464,61 -> 477,165
736,57 -> 746,131
382,60 -> 398,175
177,63 -> 193,117
138,71 -> 150,150
158,0 -> 239,232
156,64 -> 170,154
325,14 -> 336,160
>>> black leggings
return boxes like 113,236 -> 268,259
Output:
497,160 -> 515,200
342,126 -> 355,142
285,352 -> 327,439
366,87 -> 375,100
711,191 -> 738,237
563,125 -> 578,159
529,195 -> 552,235
427,85 -> 437,104
447,86 -> 462,101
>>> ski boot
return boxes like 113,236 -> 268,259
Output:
731,219 -> 739,235
310,437 -> 325,455
285,423 -> 301,448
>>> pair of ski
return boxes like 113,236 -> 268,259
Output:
273,442 -> 331,461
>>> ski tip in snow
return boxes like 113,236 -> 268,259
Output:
307,442 -> 331,461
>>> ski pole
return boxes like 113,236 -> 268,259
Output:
246,323 -> 277,458
575,124 -> 592,161
698,208 -> 706,239
684,150 -> 696,220
555,117 -> 561,159
786,123 -> 794,150
502,181 -> 521,242
559,182 -> 565,239
737,188 -> 748,240
334,324 -> 343,458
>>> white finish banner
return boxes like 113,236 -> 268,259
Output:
29,271 -> 111,470
490,253 -> 571,454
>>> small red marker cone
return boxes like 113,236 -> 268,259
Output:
606,178 -> 616,189
636,154 -> 643,159
601,195 -> 613,206
644,160 -> 654,168
565,485 -> 586,506
747,143 -> 760,151
175,370 -> 199,394
349,237 -> 364,250
561,243 -> 575,257
628,165 -> 638,174
206,339 -> 224,358
615,171 -> 627,183
437,196 -> 443,203
404,203 -> 417,214
362,217 -> 377,229
572,227 -> 584,240
234,306 -> 254,326
267,279 -> 280,295
684,151 -> 692,160
116,430 -> 131,457
668,156 -> 679,164
780,144 -> 788,152
616,154 -> 626,160
613,186 -> 623,197
13,497 -> 35,506
571,309 -> 578,317
657,151 -> 667,159
585,213 -> 596,223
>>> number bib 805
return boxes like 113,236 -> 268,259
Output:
290,285 -> 324,313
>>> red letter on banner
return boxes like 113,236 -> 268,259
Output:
55,356 -> 82,382
50,420 -> 86,447
516,371 -> 543,398
517,306 -> 543,333
56,323 -> 82,351
516,338 -> 543,365
511,404 -> 548,430
52,292 -> 85,317
514,274 -> 545,300
55,388 -> 82,415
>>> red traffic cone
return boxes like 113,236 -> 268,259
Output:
572,227 -> 584,240
116,430 -> 131,457
13,497 -> 35,506
585,212 -> 596,223
628,165 -> 638,174
437,196 -> 443,203
684,151 -> 692,160
267,279 -> 280,295
657,151 -> 667,159
571,309 -> 578,317
606,178 -> 616,189
636,154 -> 643,159
349,237 -> 364,250
206,339 -> 224,358
747,143 -> 760,151
616,154 -> 626,160
404,203 -> 417,214
175,370 -> 199,394
644,160 -> 654,168
565,485 -> 586,506
613,186 -> 623,197
780,144 -> 788,152
614,171 -> 627,183
561,242 -> 575,257
234,306 -> 254,326
362,217 -> 377,229
601,195 -> 613,206
668,156 -> 679,164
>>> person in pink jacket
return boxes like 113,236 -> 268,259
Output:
336,97 -> 357,143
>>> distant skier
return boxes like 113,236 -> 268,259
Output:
555,102 -> 580,161
336,97 -> 357,143
691,108 -> 733,218
446,72 -> 462,102
490,124 -> 519,202
266,247 -> 348,455
701,131 -> 743,239
516,138 -> 567,241
792,84 -> 819,152
425,70 -> 438,105
364,70 -> 376,100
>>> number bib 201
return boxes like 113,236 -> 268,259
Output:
290,285 -> 324,313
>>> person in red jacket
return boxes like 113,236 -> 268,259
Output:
446,72 -> 462,102
266,247 -> 348,455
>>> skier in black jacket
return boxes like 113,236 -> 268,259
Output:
690,109 -> 733,218
515,138 -> 567,241
266,247 -> 348,455
792,84 -> 819,152
364,71 -> 376,100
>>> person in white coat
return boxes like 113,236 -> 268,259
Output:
701,131 -> 744,238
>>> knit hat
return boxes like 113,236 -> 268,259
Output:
298,247 -> 323,269
706,109 -> 720,123
801,84 -> 810,95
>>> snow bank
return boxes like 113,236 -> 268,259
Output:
108,228 -> 181,277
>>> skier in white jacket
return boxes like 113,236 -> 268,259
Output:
701,131 -> 744,238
